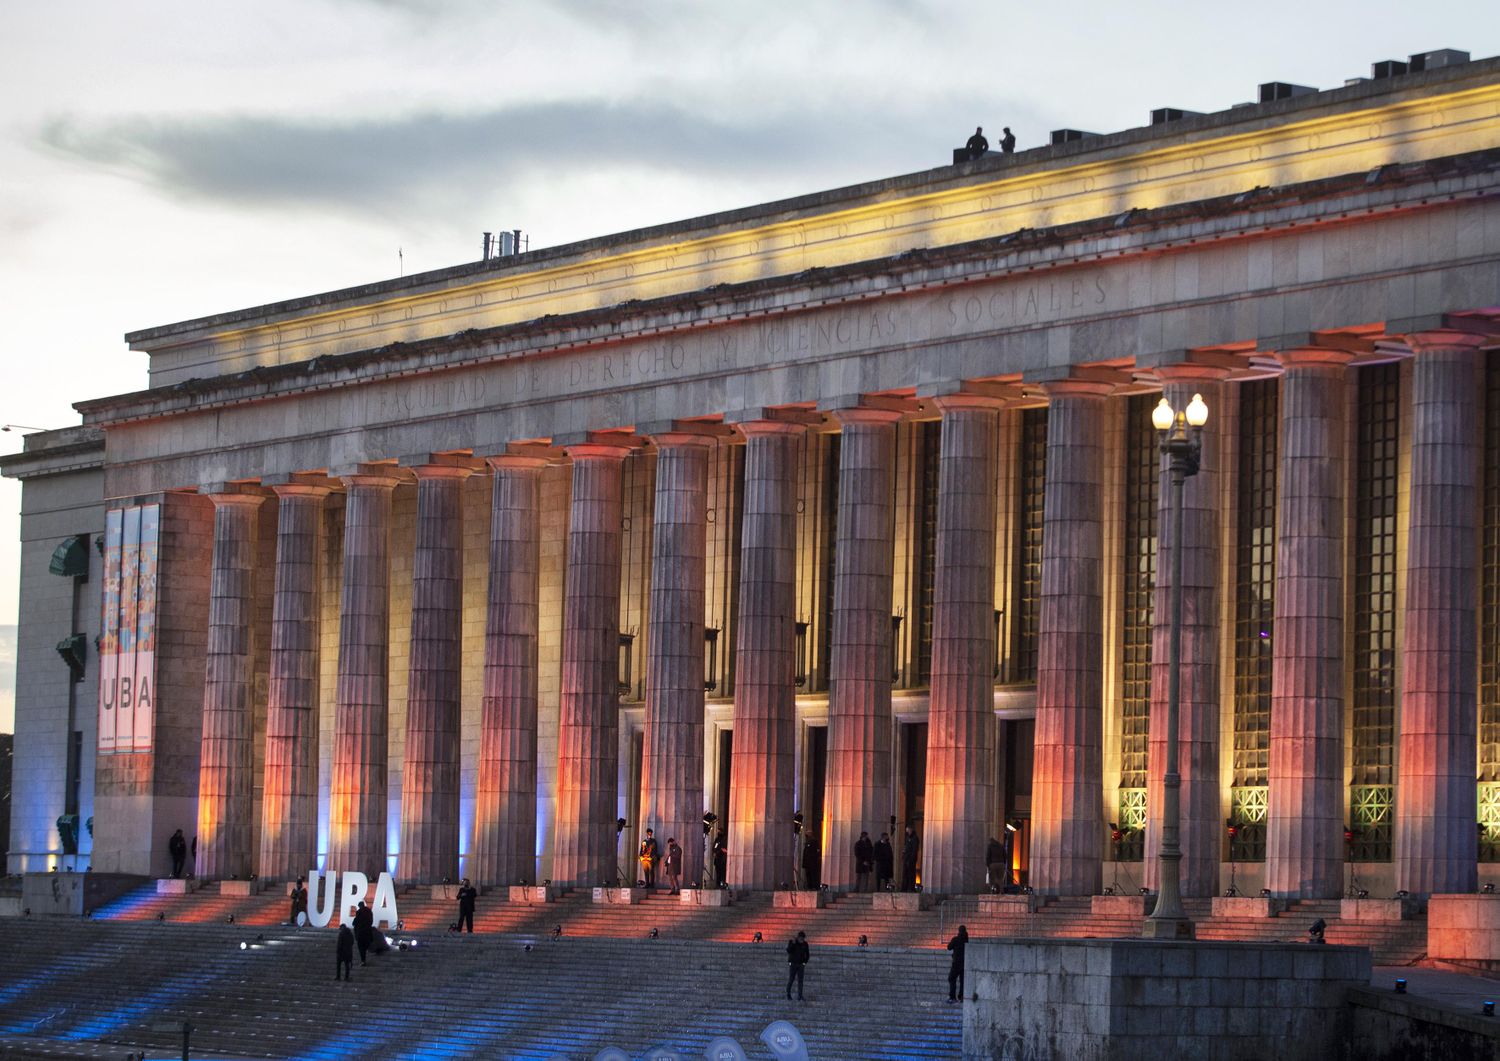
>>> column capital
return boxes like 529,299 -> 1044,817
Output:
724,405 -> 825,430
733,418 -> 811,438
398,452 -> 485,477
819,393 -> 922,420
1267,347 -> 1357,369
1146,363 -> 1232,387
1039,378 -> 1115,400
930,392 -> 1006,414
561,441 -> 634,462
268,482 -> 333,502
485,453 -> 551,473
830,406 -> 905,427
201,486 -> 269,510
331,462 -> 410,487
407,463 -> 478,482
1400,329 -> 1490,356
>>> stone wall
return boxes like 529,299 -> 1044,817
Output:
964,937 -> 1369,1061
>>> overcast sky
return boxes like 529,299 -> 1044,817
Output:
0,2 -> 1495,730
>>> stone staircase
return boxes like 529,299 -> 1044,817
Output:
0,916 -> 959,1060
88,882 -> 1431,964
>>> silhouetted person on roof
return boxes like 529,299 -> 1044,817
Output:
1000,127 -> 1016,154
965,126 -> 989,157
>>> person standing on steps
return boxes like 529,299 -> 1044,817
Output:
352,900 -> 375,965
167,830 -> 187,879
713,830 -> 728,888
335,923 -> 355,981
901,825 -> 920,892
456,877 -> 478,933
854,831 -> 875,893
947,924 -> 969,1003
986,836 -> 1007,891
289,880 -> 309,926
874,832 -> 894,891
639,827 -> 660,889
785,930 -> 811,1001
664,837 -> 683,895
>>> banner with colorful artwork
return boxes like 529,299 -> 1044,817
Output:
98,503 -> 159,753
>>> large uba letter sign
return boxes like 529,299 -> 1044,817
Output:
305,871 -> 400,929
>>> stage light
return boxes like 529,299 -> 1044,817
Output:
1484,883 -> 1496,894
753,931 -> 763,943
239,941 -> 247,951
1260,888 -> 1272,898
1485,1002 -> 1494,1016
524,943 -> 534,952
1396,890 -> 1410,899
779,881 -> 789,890
396,920 -> 404,930
518,878 -> 528,887
552,924 -> 562,940
649,927 -> 660,939
1103,886 -> 1114,896
543,879 -> 551,888
858,935 -> 868,948
155,912 -> 164,921
1357,889 -> 1369,900
1308,919 -> 1326,944
226,914 -> 235,924
384,936 -> 394,947
1395,979 -> 1407,994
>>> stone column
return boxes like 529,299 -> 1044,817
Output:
824,407 -> 901,892
398,462 -> 472,883
922,397 -> 1001,895
473,455 -> 547,887
553,443 -> 630,887
259,483 -> 328,881
328,471 -> 400,876
728,419 -> 805,891
1145,372 -> 1225,898
195,490 -> 266,881
1266,350 -> 1351,898
1030,380 -> 1111,896
640,432 -> 714,886
1396,333 -> 1486,896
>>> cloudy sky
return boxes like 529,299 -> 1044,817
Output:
0,2 -> 1495,728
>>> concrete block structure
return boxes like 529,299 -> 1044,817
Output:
6,55 -> 1500,904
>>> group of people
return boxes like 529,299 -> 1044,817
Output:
964,125 -> 1017,158
778,923 -> 970,1005
636,830 -> 686,893
334,900 -> 384,980
846,826 -> 921,891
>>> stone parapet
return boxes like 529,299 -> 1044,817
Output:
155,878 -> 199,895
680,888 -> 733,907
508,885 -> 556,904
1340,897 -> 1419,922
1428,894 -> 1500,967
592,886 -> 647,905
978,893 -> 1041,915
964,937 -> 1370,1061
773,890 -> 828,909
870,891 -> 933,912
1211,895 -> 1286,918
1092,893 -> 1151,917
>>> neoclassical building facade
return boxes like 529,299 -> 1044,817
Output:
6,54 -> 1500,900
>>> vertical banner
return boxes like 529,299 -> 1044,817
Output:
132,504 -> 159,751
97,510 -> 123,753
97,504 -> 160,754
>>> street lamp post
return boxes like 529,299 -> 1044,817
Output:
1143,392 -> 1208,940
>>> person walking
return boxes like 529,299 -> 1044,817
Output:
664,837 -> 683,895
854,831 -> 875,892
167,830 -> 187,879
902,826 -> 920,891
456,877 -> 478,933
639,828 -> 660,888
785,930 -> 811,1001
352,900 -> 375,965
289,880 -> 309,925
947,924 -> 969,1003
335,923 -> 355,981
874,832 -> 894,891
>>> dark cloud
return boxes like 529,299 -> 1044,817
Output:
37,97 -> 958,222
